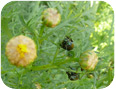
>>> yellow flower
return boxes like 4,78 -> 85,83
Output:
6,35 -> 37,67
17,44 -> 29,58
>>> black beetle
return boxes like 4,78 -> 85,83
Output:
66,67 -> 80,81
60,36 -> 74,51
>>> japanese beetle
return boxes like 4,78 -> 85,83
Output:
66,71 -> 80,81
66,67 -> 80,81
60,36 -> 74,51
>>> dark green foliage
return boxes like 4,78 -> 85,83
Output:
1,1 -> 114,89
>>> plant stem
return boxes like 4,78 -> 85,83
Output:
32,58 -> 78,71
19,15 -> 39,49
39,24 -> 45,38
51,47 -> 59,64
38,24 -> 45,55
93,71 -> 97,89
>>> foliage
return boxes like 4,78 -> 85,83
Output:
1,1 -> 114,89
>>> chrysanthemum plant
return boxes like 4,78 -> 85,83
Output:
2,1 -> 114,89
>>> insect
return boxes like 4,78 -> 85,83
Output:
66,71 -> 80,80
60,36 -> 74,51
66,67 -> 80,81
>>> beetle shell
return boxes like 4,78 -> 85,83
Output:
60,36 -> 74,51
66,71 -> 80,80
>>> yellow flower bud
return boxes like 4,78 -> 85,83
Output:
79,50 -> 98,71
42,8 -> 61,27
